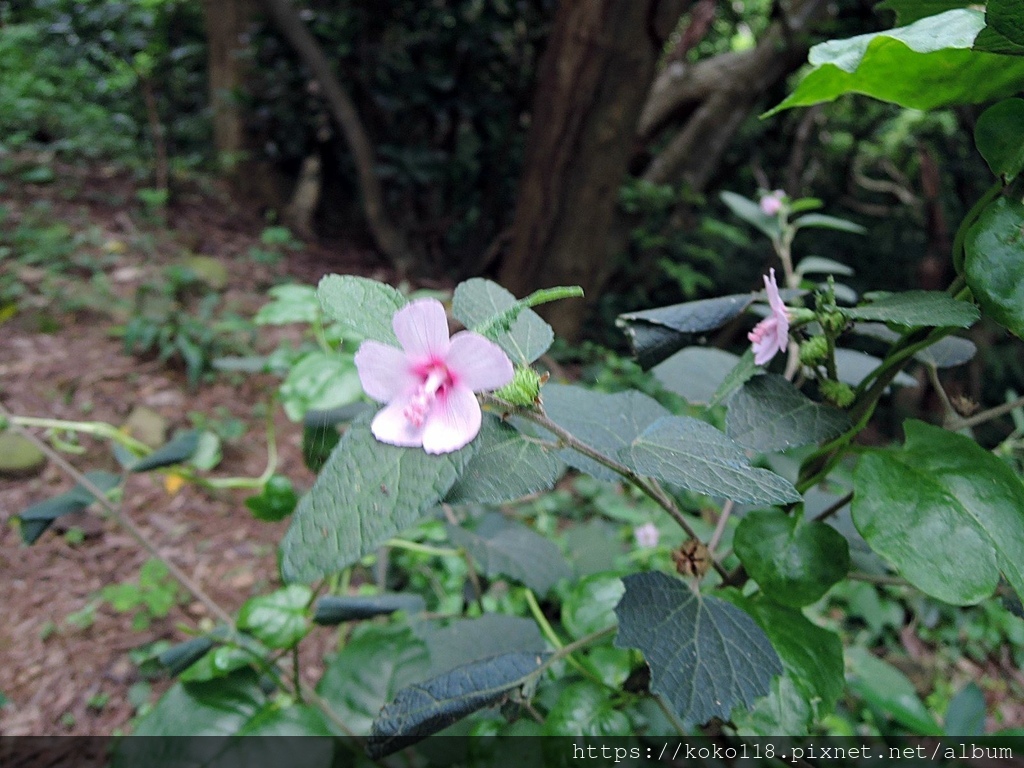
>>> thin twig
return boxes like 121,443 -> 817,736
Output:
707,499 -> 734,555
948,394 -> 1024,432
811,491 -> 853,523
926,364 -> 957,422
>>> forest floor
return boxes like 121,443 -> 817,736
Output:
0,161 -> 399,735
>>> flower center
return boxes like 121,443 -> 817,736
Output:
403,365 -> 449,427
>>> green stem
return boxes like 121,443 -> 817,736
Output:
524,588 -> 563,650
386,539 -> 460,558
9,416 -> 151,454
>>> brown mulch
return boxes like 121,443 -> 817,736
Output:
0,163 -> 384,735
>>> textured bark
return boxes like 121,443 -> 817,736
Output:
499,0 -> 691,341
259,0 -> 411,270
202,0 -> 256,156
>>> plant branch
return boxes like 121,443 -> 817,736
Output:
707,499 -> 734,554
811,491 -> 853,523
948,394 -> 1024,432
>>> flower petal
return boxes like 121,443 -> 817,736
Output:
421,384 -> 481,454
371,399 -> 425,448
393,298 -> 450,361
355,341 -> 416,402
765,268 -> 786,316
446,331 -> 514,392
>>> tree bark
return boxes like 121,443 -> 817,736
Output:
202,0 -> 256,158
258,0 -> 411,271
499,0 -> 691,341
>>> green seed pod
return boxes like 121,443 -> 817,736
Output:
819,379 -> 855,408
799,336 -> 829,366
494,366 -> 545,407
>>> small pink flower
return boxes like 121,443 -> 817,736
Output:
355,298 -> 513,454
634,523 -> 659,549
759,189 -> 785,216
748,268 -> 790,366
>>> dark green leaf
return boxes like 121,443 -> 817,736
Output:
414,614 -> 547,678
853,420 -> 1024,604
834,348 -> 919,388
541,384 -> 670,482
447,513 -> 571,595
847,647 -> 943,735
617,294 -> 754,368
237,585 -> 312,650
238,705 -> 334,740
973,25 -> 1024,55
988,0 -> 1024,46
17,471 -> 121,544
734,510 -> 850,607
796,255 -> 855,277
767,10 -> 1024,115
125,669 -> 265,737
317,624 -> 430,735
280,418 -> 474,583
875,0 -> 972,27
444,415 -> 564,504
131,431 -> 200,472
945,682 -> 987,736
722,593 -> 845,721
720,191 -> 781,240
965,197 -> 1024,337
368,652 -> 549,758
301,423 -> 341,474
615,572 -> 782,728
727,375 -> 851,452
562,574 -> 624,641
623,416 -> 801,504
452,278 -> 553,363
157,636 -> 216,677
245,475 -> 299,522
913,335 -> 977,368
975,99 -> 1024,179
653,347 -> 742,404
844,291 -> 979,327
542,681 -> 631,736
317,274 -> 405,345
792,213 -> 866,234
313,593 -> 426,624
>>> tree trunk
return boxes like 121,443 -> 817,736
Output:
202,0 -> 256,158
259,0 -> 412,272
499,0 -> 691,341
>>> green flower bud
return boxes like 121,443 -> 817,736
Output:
494,366 -> 546,407
799,336 -> 829,366
819,379 -> 855,408
821,311 -> 847,335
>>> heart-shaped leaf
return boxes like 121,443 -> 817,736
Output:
237,585 -> 312,650
734,510 -> 850,607
853,420 -> 1024,604
615,572 -> 782,728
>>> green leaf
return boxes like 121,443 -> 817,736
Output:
720,191 -> 781,240
622,416 -> 801,505
875,0 -> 971,26
125,669 -> 265,736
444,415 -> 564,504
254,284 -> 320,325
844,291 -> 979,327
617,294 -> 754,368
723,593 -> 845,721
614,572 -> 783,728
177,644 -> 257,682
313,593 -> 426,624
17,471 -> 121,544
237,585 -> 312,650
368,651 -> 549,759
157,636 -> 217,676
767,10 -> 1024,116
541,384 -> 670,482
846,647 -> 943,735
734,510 -> 850,607
237,704 -> 334,739
301,423 -> 342,474
279,351 -> 363,422
975,99 -> 1024,180
853,420 -> 1024,605
988,0 -> 1024,46
414,614 -> 547,678
452,278 -> 553,363
792,213 -> 866,234
735,676 -> 812,736
280,418 -> 474,583
796,256 -> 855,277
543,681 -> 631,736
653,347 -> 742,404
131,431 -> 201,472
245,475 -> 298,522
834,348 -> 919,388
965,197 -> 1024,338
317,623 -> 430,735
561,574 -> 624,641
726,375 -> 851,453
945,682 -> 987,736
912,334 -> 977,368
317,274 -> 406,345
447,513 -> 571,595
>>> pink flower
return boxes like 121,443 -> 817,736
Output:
748,268 -> 790,366
354,298 -> 513,454
634,522 -> 660,549
759,189 -> 785,216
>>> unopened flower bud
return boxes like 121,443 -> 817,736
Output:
820,379 -> 855,408
799,336 -> 829,366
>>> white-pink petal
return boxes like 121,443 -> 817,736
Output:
393,299 -> 450,361
445,331 -> 514,392
371,398 -> 426,448
354,341 -> 416,403
421,384 -> 480,454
